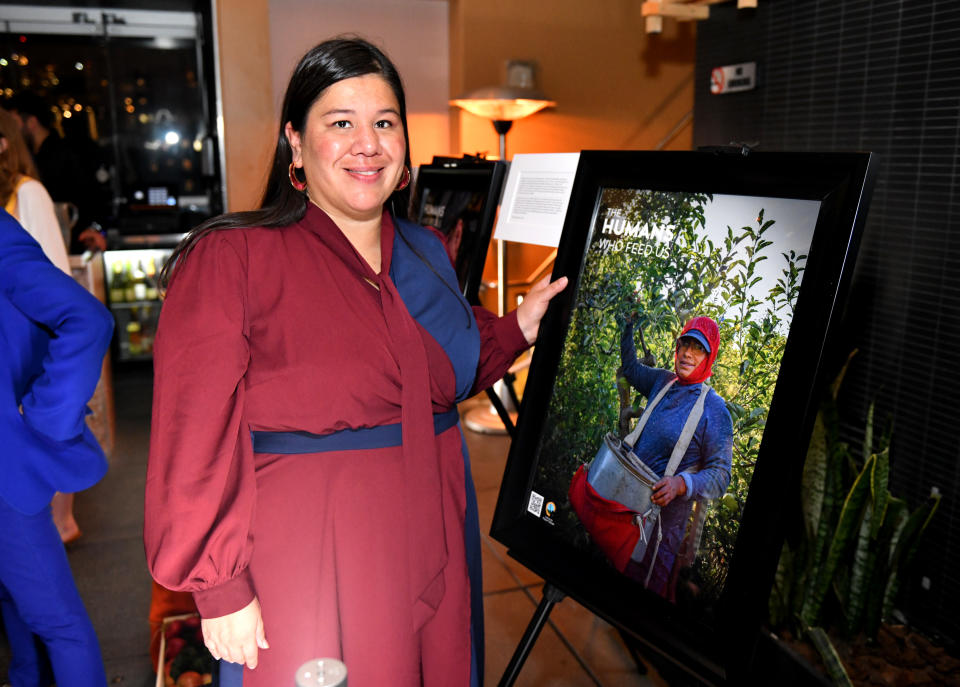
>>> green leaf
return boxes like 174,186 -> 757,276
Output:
801,412 -> 828,541
862,498 -> 907,637
802,453 -> 874,627
869,447 -> 890,541
769,541 -> 794,628
880,497 -> 909,567
892,492 -> 940,570
800,435 -> 845,623
882,491 -> 941,614
863,401 -> 875,463
806,626 -> 854,687
882,492 -> 940,619
846,489 -> 877,635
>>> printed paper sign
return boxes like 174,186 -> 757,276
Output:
494,153 -> 580,247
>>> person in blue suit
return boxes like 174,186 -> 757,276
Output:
0,209 -> 113,687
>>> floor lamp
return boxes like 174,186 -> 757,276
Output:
450,61 -> 554,434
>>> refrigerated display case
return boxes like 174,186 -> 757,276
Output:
103,247 -> 171,361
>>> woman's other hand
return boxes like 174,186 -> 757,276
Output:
77,226 -> 107,252
201,597 -> 269,669
516,275 -> 568,344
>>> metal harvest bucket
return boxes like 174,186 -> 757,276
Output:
586,432 -> 660,514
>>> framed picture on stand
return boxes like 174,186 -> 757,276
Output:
490,149 -> 875,683
413,156 -> 507,304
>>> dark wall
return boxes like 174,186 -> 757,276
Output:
694,1 -> 960,645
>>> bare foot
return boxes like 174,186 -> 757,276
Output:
51,492 -> 82,543
59,523 -> 82,544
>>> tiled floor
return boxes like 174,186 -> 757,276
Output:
0,371 -> 661,686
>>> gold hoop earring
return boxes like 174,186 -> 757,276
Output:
288,162 -> 307,192
396,166 -> 411,191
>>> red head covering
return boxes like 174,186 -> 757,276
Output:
674,316 -> 720,385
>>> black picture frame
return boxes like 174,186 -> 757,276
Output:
490,149 -> 875,684
413,156 -> 507,304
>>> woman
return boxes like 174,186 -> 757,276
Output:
144,38 -> 565,686
0,108 -> 70,275
1,107 -> 85,544
0,210 -> 113,687
617,316 -> 733,597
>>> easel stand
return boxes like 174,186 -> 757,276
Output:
497,582 -> 651,686
497,583 -> 566,687
483,371 -> 521,437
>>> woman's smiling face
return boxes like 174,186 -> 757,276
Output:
675,336 -> 708,380
285,73 -> 407,225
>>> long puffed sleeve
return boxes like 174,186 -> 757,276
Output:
470,307 -> 530,395
144,231 -> 257,619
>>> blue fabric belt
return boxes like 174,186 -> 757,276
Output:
251,408 -> 460,455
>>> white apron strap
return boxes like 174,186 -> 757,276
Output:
624,378 -> 676,448
663,385 -> 710,477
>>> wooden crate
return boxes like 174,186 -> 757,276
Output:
155,612 -> 214,687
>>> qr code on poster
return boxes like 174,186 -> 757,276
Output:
527,491 -> 544,517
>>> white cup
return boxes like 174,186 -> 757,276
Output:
295,658 -> 347,687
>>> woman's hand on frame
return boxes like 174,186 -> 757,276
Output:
516,275 -> 568,345
201,597 -> 270,669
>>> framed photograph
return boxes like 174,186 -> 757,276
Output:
413,156 -> 507,304
490,150 -> 875,683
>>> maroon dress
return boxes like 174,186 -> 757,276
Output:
144,205 -> 526,686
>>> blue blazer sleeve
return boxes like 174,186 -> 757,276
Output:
0,210 -> 114,513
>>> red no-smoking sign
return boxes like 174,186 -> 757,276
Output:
710,67 -> 725,94
710,62 -> 757,95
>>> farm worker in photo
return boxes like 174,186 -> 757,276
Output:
617,315 -> 733,596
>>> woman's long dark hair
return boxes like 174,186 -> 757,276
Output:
160,36 -> 412,288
